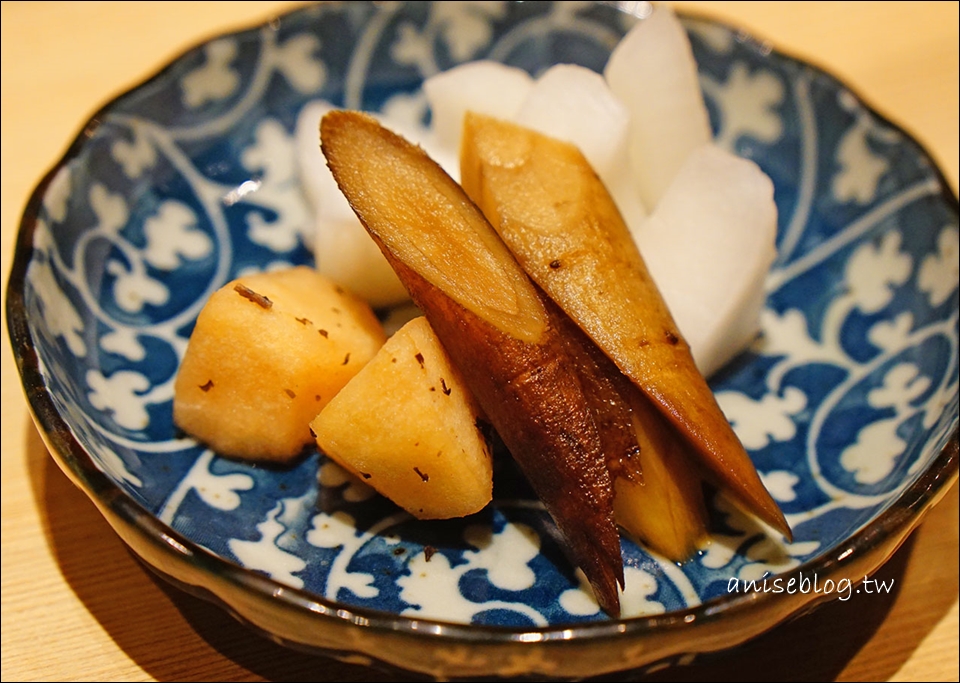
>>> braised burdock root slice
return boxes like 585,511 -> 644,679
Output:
320,110 -> 624,615
617,391 -> 710,561
555,305 -> 709,561
460,113 -> 790,539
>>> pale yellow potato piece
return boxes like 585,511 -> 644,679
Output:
173,266 -> 386,462
311,316 -> 493,520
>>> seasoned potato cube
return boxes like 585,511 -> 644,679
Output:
173,266 -> 386,462
311,316 -> 493,519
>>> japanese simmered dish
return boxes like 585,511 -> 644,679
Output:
11,2 -> 956,677
173,6 -> 790,616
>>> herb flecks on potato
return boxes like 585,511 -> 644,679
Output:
311,316 -> 493,520
173,266 -> 386,462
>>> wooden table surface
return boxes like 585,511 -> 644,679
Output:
2,2 -> 957,681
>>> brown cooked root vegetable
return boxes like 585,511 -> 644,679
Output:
173,266 -> 386,462
554,304 -> 709,561
311,316 -> 494,519
459,112 -> 790,539
320,109 -> 625,616
615,391 -> 710,561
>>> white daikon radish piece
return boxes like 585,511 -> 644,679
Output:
604,5 -> 712,211
311,216 -> 410,307
633,144 -> 777,377
296,100 -> 406,306
514,64 -> 647,230
424,60 -> 533,152
296,99 -> 356,225
297,100 -> 455,307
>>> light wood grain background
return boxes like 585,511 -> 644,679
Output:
2,2 -> 957,681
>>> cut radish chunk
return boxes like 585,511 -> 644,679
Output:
633,144 -> 777,377
604,6 -> 712,211
296,100 -> 456,307
423,60 -> 533,152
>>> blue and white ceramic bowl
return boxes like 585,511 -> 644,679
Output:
7,2 -> 958,679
